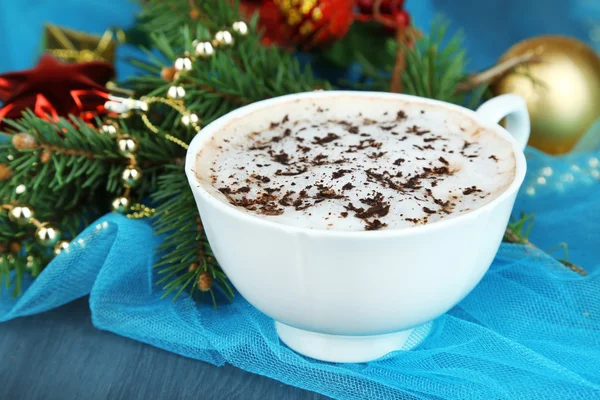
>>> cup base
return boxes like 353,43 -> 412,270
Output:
275,321 -> 432,363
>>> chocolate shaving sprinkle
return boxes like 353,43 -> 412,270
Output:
313,133 -> 340,145
332,169 -> 352,179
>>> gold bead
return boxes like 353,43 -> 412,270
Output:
232,21 -> 249,36
0,163 -> 11,180
12,132 -> 38,150
53,239 -> 71,256
26,255 -> 43,277
117,135 -> 139,157
160,66 -> 177,82
14,184 -> 27,195
188,263 -> 198,273
181,113 -> 199,127
197,271 -> 214,292
174,55 -> 194,72
111,196 -> 131,213
9,242 -> 21,254
213,31 -> 234,47
122,166 -> 143,188
100,120 -> 120,138
167,85 -> 186,100
35,223 -> 62,247
40,150 -> 52,164
194,41 -> 215,58
189,7 -> 200,20
492,36 -> 600,154
8,205 -> 34,226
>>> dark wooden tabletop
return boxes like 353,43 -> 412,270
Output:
0,297 -> 328,400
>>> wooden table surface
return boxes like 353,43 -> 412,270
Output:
0,297 -> 328,400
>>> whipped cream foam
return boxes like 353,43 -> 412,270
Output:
194,96 -> 516,231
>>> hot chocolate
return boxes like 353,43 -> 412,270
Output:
195,96 -> 516,231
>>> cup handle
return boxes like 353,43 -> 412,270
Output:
476,94 -> 531,150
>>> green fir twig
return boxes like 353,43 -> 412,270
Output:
504,214 -> 587,276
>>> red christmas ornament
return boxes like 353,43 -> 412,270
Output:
241,0 -> 355,50
355,0 -> 411,33
0,54 -> 114,130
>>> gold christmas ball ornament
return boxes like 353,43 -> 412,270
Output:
0,163 -> 11,180
188,263 -> 198,273
121,166 -> 143,188
197,271 -> 214,292
167,85 -> 186,100
174,54 -> 194,72
53,240 -> 71,256
100,120 -> 120,138
116,135 -> 139,157
181,113 -> 199,127
232,21 -> 249,36
492,35 -> 600,154
111,196 -> 131,213
213,31 -> 234,47
194,41 -> 215,58
35,223 -> 62,247
8,205 -> 34,226
12,132 -> 38,150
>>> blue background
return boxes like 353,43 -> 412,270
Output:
0,0 -> 597,76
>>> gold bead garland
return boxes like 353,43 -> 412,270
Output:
98,24 -> 252,219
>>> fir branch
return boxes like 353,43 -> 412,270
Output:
358,20 -> 488,106
504,214 -> 587,276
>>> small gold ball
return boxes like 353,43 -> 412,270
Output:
189,7 -> 200,20
12,133 -> 38,150
122,166 -> 143,188
26,255 -> 43,277
0,163 -> 11,180
232,21 -> 249,36
54,240 -> 71,256
213,31 -> 234,47
9,242 -> 21,254
117,135 -> 139,157
188,263 -> 198,273
111,196 -> 131,213
174,56 -> 194,72
35,223 -> 62,247
161,66 -> 177,82
40,150 -> 52,164
167,85 -> 186,100
197,271 -> 214,292
14,184 -> 27,195
8,205 -> 34,226
194,41 -> 214,58
181,113 -> 200,127
100,120 -> 120,138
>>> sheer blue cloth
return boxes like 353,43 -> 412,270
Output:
1,1 -> 600,399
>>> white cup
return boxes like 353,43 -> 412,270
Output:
185,91 -> 530,363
